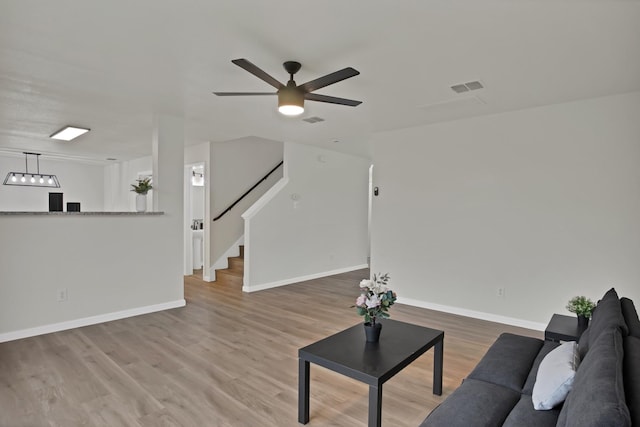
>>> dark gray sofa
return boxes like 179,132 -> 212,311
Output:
421,288 -> 640,427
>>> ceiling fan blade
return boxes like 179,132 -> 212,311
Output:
231,59 -> 283,89
213,92 -> 277,96
305,93 -> 362,107
298,67 -> 360,93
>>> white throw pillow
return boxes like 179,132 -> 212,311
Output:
532,341 -> 580,410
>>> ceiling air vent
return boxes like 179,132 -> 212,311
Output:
451,81 -> 484,94
303,116 -> 325,124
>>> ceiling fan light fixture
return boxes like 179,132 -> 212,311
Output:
278,87 -> 304,116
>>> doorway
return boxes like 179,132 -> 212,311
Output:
184,162 -> 206,278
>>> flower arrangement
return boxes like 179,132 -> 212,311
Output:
566,295 -> 596,319
131,177 -> 152,195
354,273 -> 397,325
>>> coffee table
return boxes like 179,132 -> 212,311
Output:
298,319 -> 444,427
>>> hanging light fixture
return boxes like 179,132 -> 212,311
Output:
3,152 -> 60,188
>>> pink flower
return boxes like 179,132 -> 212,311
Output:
356,295 -> 366,306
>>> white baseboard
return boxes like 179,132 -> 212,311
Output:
208,235 -> 245,282
0,299 -> 186,343
397,296 -> 546,331
243,264 -> 369,293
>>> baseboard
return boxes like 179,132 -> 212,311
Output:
243,264 -> 369,293
397,296 -> 546,331
0,299 -> 186,343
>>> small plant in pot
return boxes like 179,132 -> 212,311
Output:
354,273 -> 397,342
566,295 -> 595,328
131,177 -> 152,195
131,177 -> 152,212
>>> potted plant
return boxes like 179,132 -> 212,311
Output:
566,295 -> 595,328
354,273 -> 397,342
131,177 -> 152,212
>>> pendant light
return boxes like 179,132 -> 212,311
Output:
3,152 -> 60,188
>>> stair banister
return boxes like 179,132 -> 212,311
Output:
213,160 -> 283,222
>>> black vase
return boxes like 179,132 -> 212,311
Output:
364,322 -> 382,342
577,315 -> 589,329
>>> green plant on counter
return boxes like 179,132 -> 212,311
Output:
131,177 -> 152,195
566,295 -> 596,319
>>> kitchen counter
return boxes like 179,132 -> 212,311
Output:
0,211 -> 164,216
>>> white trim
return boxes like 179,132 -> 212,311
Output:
208,235 -> 245,281
243,264 -> 369,293
242,176 -> 289,220
397,296 -> 546,331
0,299 -> 186,343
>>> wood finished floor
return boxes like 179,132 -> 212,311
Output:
0,269 -> 542,427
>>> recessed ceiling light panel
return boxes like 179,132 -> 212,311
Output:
50,126 -> 91,141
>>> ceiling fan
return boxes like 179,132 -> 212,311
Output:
213,59 -> 362,116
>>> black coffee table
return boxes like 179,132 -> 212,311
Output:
298,319 -> 444,427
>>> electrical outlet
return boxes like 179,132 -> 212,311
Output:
57,288 -> 68,302
497,287 -> 506,298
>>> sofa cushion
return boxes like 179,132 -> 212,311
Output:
420,378 -> 521,427
557,328 -> 631,427
624,336 -> 640,426
532,341 -> 580,410
467,333 -> 543,392
502,395 -> 561,427
522,340 -> 560,395
621,297 -> 640,338
578,288 -> 628,359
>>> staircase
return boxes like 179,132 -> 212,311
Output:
214,245 -> 244,285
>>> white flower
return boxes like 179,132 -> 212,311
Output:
360,279 -> 373,289
366,294 -> 380,309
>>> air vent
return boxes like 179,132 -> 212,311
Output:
451,81 -> 484,94
303,116 -> 325,124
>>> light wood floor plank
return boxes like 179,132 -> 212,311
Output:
0,269 -> 542,426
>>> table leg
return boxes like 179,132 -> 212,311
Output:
368,384 -> 382,427
299,359 -> 310,424
433,338 -> 443,396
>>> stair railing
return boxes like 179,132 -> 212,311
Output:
212,160 -> 283,222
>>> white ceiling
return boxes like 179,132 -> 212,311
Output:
1,0 -> 639,164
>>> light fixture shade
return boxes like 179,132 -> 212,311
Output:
50,126 -> 90,141
278,87 -> 304,116
2,152 -> 61,188
3,173 -> 60,188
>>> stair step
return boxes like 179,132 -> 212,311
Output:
216,268 -> 243,278
214,244 -> 244,284
228,257 -> 244,270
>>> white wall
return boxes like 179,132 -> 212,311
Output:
0,215 -> 184,339
104,156 -> 152,211
371,91 -> 640,329
243,142 -> 370,291
209,137 -> 283,277
191,182 -> 204,221
0,155 -> 104,211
